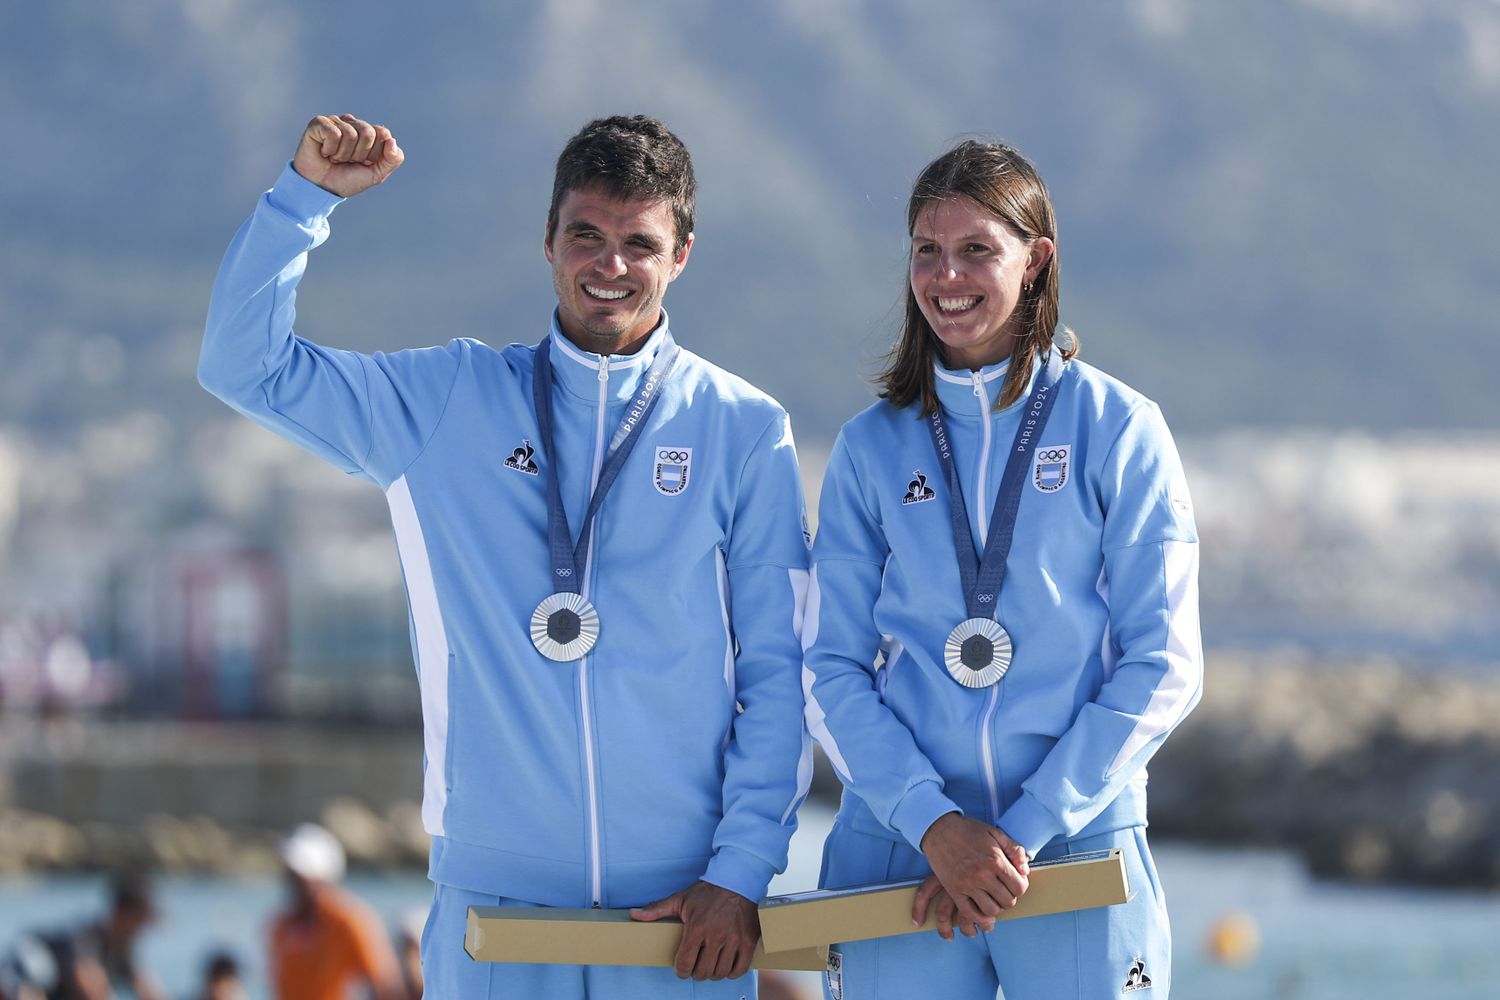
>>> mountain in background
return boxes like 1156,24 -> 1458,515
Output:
3,0 -> 1498,443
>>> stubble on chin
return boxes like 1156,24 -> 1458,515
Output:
574,317 -> 629,353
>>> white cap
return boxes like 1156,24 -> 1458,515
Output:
279,823 -> 346,883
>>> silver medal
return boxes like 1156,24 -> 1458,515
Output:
943,618 -> 1012,688
531,592 -> 601,661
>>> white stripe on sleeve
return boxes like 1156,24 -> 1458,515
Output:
386,475 -> 451,836
1107,540 -> 1202,777
715,547 -> 736,750
799,566 -> 853,783
783,568 -> 814,824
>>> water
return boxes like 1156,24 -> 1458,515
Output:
3,809 -> 1498,999
1156,844 -> 1500,999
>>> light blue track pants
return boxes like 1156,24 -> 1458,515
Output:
819,824 -> 1170,1000
421,883 -> 759,999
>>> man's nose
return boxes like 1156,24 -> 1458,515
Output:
595,249 -> 627,278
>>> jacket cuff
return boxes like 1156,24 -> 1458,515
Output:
702,846 -> 776,904
267,162 -> 344,227
997,792 -> 1061,859
890,781 -> 961,854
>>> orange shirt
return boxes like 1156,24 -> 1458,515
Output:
270,884 -> 397,1000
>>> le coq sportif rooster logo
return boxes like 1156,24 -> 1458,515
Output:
504,439 -> 539,476
902,470 -> 936,505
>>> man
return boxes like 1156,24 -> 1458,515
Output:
191,952 -> 247,1000
269,824 -> 402,1000
200,113 -> 811,997
34,874 -> 166,1000
1,934 -> 55,1000
393,910 -> 425,1000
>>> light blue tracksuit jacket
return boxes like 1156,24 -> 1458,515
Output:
200,166 -> 812,909
803,353 -> 1203,860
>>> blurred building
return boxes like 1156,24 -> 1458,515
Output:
109,546 -> 284,719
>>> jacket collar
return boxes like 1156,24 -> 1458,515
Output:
932,354 -> 1040,420
545,309 -> 671,404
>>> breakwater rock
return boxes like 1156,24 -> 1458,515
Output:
0,796 -> 429,875
0,721 -> 431,874
3,655 -> 1498,887
1148,653 -> 1500,887
0,797 -> 429,875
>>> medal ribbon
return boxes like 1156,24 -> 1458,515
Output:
925,351 -> 1066,621
533,331 -> 681,595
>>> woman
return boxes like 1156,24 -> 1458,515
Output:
803,139 -> 1202,999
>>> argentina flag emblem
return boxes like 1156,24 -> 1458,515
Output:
1033,444 -> 1070,493
653,446 -> 692,495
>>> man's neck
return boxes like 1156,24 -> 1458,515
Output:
555,316 -> 660,359
565,332 -> 643,357
288,881 -> 325,921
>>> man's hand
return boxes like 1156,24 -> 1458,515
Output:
629,881 -> 760,981
917,813 -> 1030,936
292,114 -> 404,198
912,875 -> 983,941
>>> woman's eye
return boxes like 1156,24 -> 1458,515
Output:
914,243 -> 936,255
967,243 -> 990,254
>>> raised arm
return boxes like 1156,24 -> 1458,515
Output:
199,115 -> 461,488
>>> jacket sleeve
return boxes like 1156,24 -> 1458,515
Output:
998,401 -> 1203,857
198,164 -> 463,488
802,431 -> 961,854
700,410 -> 815,903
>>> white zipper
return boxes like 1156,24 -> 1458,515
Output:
971,371 -> 993,541
971,371 -> 1002,823
579,353 -> 609,906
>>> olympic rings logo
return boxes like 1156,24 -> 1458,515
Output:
658,450 -> 689,463
1038,448 -> 1068,462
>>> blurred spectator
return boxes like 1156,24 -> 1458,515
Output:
34,873 -> 167,1000
0,611 -> 122,718
392,909 -> 425,1000
269,824 -> 401,1000
0,613 -> 45,712
191,951 -> 244,1000
0,933 -> 58,1000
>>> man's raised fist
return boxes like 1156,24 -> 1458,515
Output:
292,114 -> 404,198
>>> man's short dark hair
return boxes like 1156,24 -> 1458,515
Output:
547,115 -> 696,254
110,872 -> 156,918
205,950 -> 240,982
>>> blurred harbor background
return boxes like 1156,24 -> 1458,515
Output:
6,806 -> 1500,999
4,1 -> 1500,997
